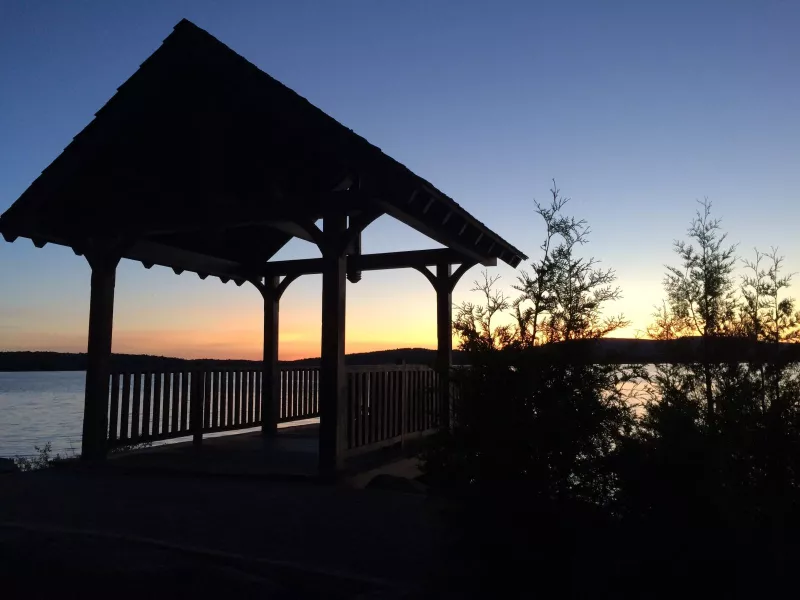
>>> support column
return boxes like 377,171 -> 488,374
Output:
261,276 -> 280,436
81,254 -> 120,461
319,212 -> 348,479
436,263 -> 453,429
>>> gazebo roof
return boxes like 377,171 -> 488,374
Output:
0,19 -> 527,281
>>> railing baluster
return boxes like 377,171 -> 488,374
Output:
162,373 -> 172,435
243,370 -> 248,424
152,372 -> 162,437
142,372 -> 152,439
377,372 -> 384,442
314,367 -> 319,415
243,371 -> 250,424
291,368 -> 296,418
305,368 -> 312,417
369,373 -> 378,443
207,371 -> 215,430
203,370 -> 211,431
291,368 -> 297,419
255,370 -> 262,424
380,371 -> 388,441
401,366 -> 408,442
108,373 -> 120,444
120,372 -> 131,442
302,369 -> 308,417
350,372 -> 358,446
370,372 -> 378,443
359,372 -> 368,447
216,371 -> 222,428
358,371 -> 365,447
222,370 -> 228,427
131,373 -> 141,441
404,369 -> 411,435
347,371 -> 355,449
423,370 -> 429,430
396,370 -> 403,437
416,369 -> 422,431
255,369 -> 260,423
307,369 -> 312,417
278,370 -> 284,420
284,368 -> 291,419
236,369 -> 241,425
385,371 -> 393,439
179,371 -> 189,432
229,370 -> 236,425
247,370 -> 252,424
232,370 -> 238,425
191,371 -> 203,445
415,370 -> 422,432
241,371 -> 247,425
170,372 -> 179,434
306,368 -> 313,417
312,368 -> 317,417
247,370 -> 254,424
214,371 -> 221,427
251,370 -> 257,424
298,369 -> 305,417
226,370 -> 233,427
296,368 -> 302,418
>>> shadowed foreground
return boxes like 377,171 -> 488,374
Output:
0,470 -> 443,598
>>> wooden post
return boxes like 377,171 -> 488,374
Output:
261,276 -> 280,436
346,230 -> 362,283
436,263 -> 453,429
81,253 -> 119,461
319,211 -> 348,479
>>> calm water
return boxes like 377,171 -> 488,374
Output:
0,371 -> 86,458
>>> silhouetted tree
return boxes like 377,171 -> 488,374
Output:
618,203 -> 800,594
424,183 -> 640,597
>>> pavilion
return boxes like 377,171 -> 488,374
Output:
0,19 -> 526,478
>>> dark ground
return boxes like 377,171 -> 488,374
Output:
0,469 -> 445,598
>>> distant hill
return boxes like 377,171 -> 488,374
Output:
290,348 -> 468,367
0,348 -> 467,372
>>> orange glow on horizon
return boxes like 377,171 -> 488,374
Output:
0,273 -> 664,360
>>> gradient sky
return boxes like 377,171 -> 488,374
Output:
1,0 -> 799,360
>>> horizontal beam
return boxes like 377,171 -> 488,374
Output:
528,337 -> 800,366
263,248 -> 495,277
355,248 -> 494,271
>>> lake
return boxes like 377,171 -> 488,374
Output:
0,371 -> 86,458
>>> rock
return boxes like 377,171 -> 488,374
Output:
365,474 -> 426,494
0,458 -> 20,474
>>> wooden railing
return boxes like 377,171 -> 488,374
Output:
106,366 -> 320,449
346,365 -> 441,455
106,364 -> 444,453
279,367 -> 320,422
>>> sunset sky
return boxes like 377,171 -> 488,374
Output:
1,1 -> 799,361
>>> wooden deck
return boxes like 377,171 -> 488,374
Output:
102,421 -> 426,482
106,423 -> 320,479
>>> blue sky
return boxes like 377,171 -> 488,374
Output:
1,0 -> 799,358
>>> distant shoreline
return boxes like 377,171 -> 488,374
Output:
0,348 -> 462,372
